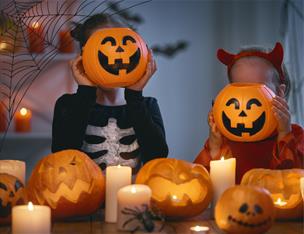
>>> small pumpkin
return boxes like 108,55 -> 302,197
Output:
241,168 -> 304,220
213,83 -> 277,142
135,158 -> 212,218
0,173 -> 27,225
215,185 -> 275,234
28,150 -> 105,219
82,27 -> 148,88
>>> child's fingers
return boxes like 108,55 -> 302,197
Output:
272,99 -> 289,115
274,95 -> 289,108
272,105 -> 289,121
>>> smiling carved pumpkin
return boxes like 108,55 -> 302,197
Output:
213,83 -> 277,142
135,158 -> 213,218
82,28 -> 148,88
215,185 -> 275,234
28,150 -> 105,219
0,173 -> 27,225
241,168 -> 304,220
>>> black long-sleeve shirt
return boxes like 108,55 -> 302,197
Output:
52,85 -> 168,172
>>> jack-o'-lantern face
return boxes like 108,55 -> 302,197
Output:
28,150 -> 105,219
0,173 -> 27,224
213,83 -> 277,142
136,158 -> 213,218
82,28 -> 148,88
241,169 -> 304,220
215,186 -> 275,234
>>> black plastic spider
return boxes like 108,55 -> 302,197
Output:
121,204 -> 165,233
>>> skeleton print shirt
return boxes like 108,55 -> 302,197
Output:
52,86 -> 168,172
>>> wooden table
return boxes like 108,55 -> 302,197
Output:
1,209 -> 303,234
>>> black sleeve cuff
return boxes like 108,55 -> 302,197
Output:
125,88 -> 144,103
77,85 -> 97,100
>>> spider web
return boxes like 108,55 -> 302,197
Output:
0,0 -> 151,152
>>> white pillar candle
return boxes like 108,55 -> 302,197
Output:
117,184 -> 152,231
0,160 -> 26,184
105,165 -> 132,223
210,157 -> 236,206
12,202 -> 51,234
300,177 -> 304,201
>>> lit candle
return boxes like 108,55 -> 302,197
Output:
210,156 -> 236,206
27,21 -> 44,53
190,225 -> 210,234
274,198 -> 287,207
105,165 -> 132,223
117,184 -> 152,231
14,107 -> 32,132
12,202 -> 51,234
58,30 -> 74,53
0,102 -> 7,132
0,160 -> 26,184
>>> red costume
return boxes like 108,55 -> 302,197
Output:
194,124 -> 304,183
195,43 -> 304,183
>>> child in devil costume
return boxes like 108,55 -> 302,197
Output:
194,42 -> 304,183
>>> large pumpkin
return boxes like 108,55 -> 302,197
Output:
213,83 -> 277,142
241,168 -> 304,220
215,185 -> 275,234
82,28 -> 148,88
28,150 -> 105,219
135,158 -> 212,218
0,173 -> 27,225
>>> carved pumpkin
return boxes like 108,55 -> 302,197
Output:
82,28 -> 148,88
135,158 -> 212,218
0,173 -> 27,225
241,168 -> 304,220
28,150 -> 105,219
213,83 -> 277,142
215,185 -> 274,234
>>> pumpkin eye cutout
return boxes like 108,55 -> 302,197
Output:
239,203 -> 248,213
122,35 -> 136,45
255,204 -> 263,214
0,183 -> 7,191
226,98 -> 240,109
101,36 -> 116,46
14,180 -> 23,192
246,98 -> 262,110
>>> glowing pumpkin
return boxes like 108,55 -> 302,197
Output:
135,158 -> 212,218
0,173 -> 27,225
215,185 -> 274,234
82,28 -> 148,88
28,150 -> 105,219
213,83 -> 277,142
241,168 -> 304,220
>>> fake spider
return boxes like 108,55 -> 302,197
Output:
121,204 -> 165,233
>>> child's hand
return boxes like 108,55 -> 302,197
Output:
208,109 -> 223,158
127,49 -> 156,91
272,95 -> 291,141
70,55 -> 95,86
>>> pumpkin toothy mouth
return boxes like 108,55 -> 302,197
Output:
98,49 -> 140,75
222,111 -> 265,137
0,199 -> 11,217
228,215 -> 271,228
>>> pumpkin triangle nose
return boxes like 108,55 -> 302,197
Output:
9,191 -> 14,197
116,46 -> 124,52
239,110 -> 247,117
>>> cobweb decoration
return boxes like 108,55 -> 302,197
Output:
0,0 -> 151,152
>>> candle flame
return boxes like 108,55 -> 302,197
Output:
28,202 -> 34,211
274,198 -> 287,206
117,164 -> 121,168
20,108 -> 28,116
32,21 -> 40,28
131,186 -> 137,194
0,42 -> 7,50
172,195 -> 178,200
220,156 -> 225,161
190,225 -> 209,232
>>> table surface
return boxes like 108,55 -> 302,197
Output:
1,209 -> 303,234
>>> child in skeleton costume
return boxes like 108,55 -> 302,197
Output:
195,42 -> 304,183
52,14 -> 168,173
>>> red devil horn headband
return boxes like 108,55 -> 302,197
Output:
217,42 -> 285,82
